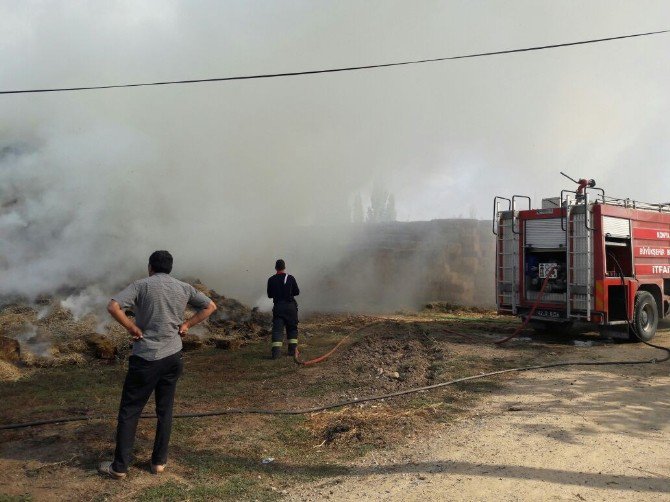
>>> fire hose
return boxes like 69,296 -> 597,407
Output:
293,321 -> 385,366
293,267 -> 557,367
2,345 -> 667,430
293,267 -> 554,366
495,266 -> 557,344
293,337 -> 349,366
441,263 -> 668,356
3,296 -> 669,431
439,267 -> 558,344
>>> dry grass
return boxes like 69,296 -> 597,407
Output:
1,306 -> 612,501
0,360 -> 22,382
21,352 -> 88,368
306,406 -> 423,449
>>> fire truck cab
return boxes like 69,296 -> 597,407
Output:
493,182 -> 670,341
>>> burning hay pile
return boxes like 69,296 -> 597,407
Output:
0,280 -> 270,380
181,280 -> 271,350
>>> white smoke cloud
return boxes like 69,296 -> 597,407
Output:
61,286 -> 109,321
12,323 -> 52,358
0,125 -> 155,296
0,1 -> 669,307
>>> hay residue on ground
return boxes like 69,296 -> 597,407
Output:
0,280 -> 270,367
0,360 -> 22,382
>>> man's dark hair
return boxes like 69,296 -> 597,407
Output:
149,250 -> 173,274
275,259 -> 286,271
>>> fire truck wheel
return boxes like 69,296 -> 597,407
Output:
630,291 -> 658,342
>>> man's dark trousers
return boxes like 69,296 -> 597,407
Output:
272,301 -> 298,357
111,351 -> 183,473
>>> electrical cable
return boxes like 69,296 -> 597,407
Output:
1,29 -> 668,95
2,321 -> 668,431
3,264 -> 669,431
2,348 -> 667,430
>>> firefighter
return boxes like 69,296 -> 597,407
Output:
267,259 -> 300,359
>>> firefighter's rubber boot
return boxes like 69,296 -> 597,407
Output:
287,343 -> 297,357
271,347 -> 281,359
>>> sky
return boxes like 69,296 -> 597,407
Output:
0,0 -> 669,302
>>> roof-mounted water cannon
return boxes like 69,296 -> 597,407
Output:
560,171 -> 596,195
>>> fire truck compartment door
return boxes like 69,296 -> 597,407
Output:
603,216 -> 630,238
525,219 -> 564,248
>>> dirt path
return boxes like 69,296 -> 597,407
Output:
294,365 -> 670,501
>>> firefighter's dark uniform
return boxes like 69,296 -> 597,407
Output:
267,272 -> 300,358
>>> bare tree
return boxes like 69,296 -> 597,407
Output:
351,193 -> 364,223
385,193 -> 397,222
366,185 -> 397,223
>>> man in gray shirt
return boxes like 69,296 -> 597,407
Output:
99,250 -> 216,479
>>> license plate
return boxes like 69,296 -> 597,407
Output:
535,310 -> 561,319
538,263 -> 558,279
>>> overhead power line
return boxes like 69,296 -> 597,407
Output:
1,29 -> 668,95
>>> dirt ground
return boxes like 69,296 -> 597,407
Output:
1,308 -> 669,501
293,364 -> 670,501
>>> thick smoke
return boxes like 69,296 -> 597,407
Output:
1,2 -> 669,310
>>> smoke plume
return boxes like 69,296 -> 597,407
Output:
1,2 -> 669,310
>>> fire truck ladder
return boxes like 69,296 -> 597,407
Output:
493,197 -> 518,314
562,191 -> 595,321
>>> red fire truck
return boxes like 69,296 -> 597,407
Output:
493,175 -> 670,341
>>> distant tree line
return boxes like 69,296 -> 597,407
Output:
351,185 -> 397,223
